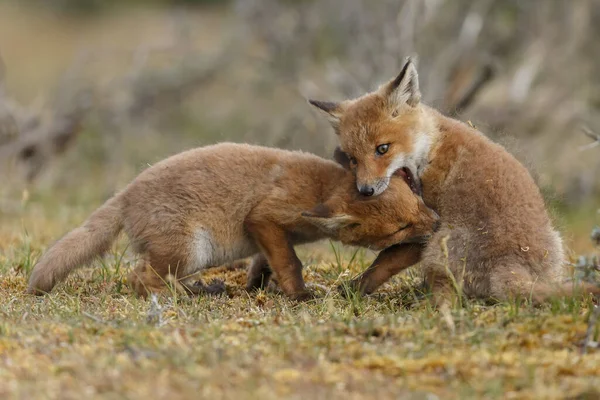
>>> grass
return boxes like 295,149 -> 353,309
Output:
1,4 -> 599,399
1,185 -> 600,400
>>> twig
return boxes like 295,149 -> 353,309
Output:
582,304 -> 600,354
580,126 -> 600,151
0,52 -> 6,93
449,63 -> 495,117
146,293 -> 165,327
306,282 -> 329,292
82,311 -> 107,324
591,226 -> 600,247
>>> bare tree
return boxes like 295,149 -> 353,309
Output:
0,18 -> 237,184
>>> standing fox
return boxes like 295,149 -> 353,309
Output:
310,59 -> 600,304
27,143 -> 439,300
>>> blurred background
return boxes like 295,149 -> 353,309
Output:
0,0 -> 598,254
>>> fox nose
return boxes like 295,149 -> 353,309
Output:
358,185 -> 375,196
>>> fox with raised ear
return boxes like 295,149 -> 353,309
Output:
310,58 -> 600,305
27,142 -> 439,300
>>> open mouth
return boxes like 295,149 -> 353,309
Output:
394,167 -> 421,195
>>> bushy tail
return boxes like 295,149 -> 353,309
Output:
524,281 -> 600,304
27,194 -> 124,295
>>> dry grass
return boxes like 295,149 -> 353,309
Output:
1,184 -> 600,400
1,3 -> 599,399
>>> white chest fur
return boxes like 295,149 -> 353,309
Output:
188,228 -> 259,274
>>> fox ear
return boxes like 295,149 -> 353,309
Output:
308,99 -> 344,131
301,204 -> 355,233
383,57 -> 421,109
333,146 -> 352,170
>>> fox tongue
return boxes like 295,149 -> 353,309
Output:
394,169 -> 408,179
393,167 -> 422,195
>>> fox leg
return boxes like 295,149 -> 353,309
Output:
127,258 -> 168,298
423,267 -> 459,309
127,253 -> 226,298
341,243 -> 423,296
245,221 -> 310,301
421,252 -> 465,311
246,253 -> 272,291
489,266 -> 600,305
182,279 -> 227,296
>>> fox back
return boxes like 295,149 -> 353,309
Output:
28,142 -> 438,297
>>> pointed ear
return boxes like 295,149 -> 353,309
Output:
332,146 -> 352,170
382,57 -> 421,110
301,204 -> 355,233
308,99 -> 344,132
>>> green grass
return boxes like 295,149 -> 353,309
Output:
1,3 -> 599,397
1,189 -> 600,400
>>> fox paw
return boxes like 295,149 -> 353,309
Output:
186,279 -> 226,296
288,290 -> 315,302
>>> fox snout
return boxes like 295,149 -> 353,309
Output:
356,178 -> 389,197
418,205 -> 440,237
355,163 -> 391,197
358,184 -> 375,197
433,215 -> 441,231
406,213 -> 439,244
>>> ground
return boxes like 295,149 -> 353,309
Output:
1,186 -> 599,400
0,5 -> 599,398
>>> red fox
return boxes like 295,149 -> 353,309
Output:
310,59 -> 600,305
27,143 -> 439,301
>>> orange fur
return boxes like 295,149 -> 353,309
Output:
27,143 -> 439,300
310,59 -> 599,304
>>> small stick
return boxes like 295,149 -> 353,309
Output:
580,126 -> 600,151
582,304 -> 600,354
451,63 -> 494,116
147,293 -> 164,327
82,311 -> 107,324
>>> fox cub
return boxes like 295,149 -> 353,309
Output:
27,143 -> 439,300
310,58 -> 600,304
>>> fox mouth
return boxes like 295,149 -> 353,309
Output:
394,167 -> 421,195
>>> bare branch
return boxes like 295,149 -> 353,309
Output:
82,311 -> 107,325
0,52 -> 6,94
1,15 -> 238,183
582,304 -> 600,354
580,126 -> 600,151
448,63 -> 495,117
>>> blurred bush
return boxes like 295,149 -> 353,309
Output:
1,0 -> 599,207
234,0 -> 600,202
20,0 -> 228,15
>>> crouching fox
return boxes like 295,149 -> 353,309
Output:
310,58 -> 600,305
27,143 -> 439,300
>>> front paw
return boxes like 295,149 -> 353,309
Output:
186,279 -> 226,296
288,290 -> 315,302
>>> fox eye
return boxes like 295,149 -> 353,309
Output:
389,223 -> 411,234
376,144 -> 390,155
349,156 -> 358,167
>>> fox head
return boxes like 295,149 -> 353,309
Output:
300,177 -> 439,250
310,58 -> 435,197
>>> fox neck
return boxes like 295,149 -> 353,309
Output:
417,107 -> 486,208
426,106 -> 480,165
402,105 -> 441,179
